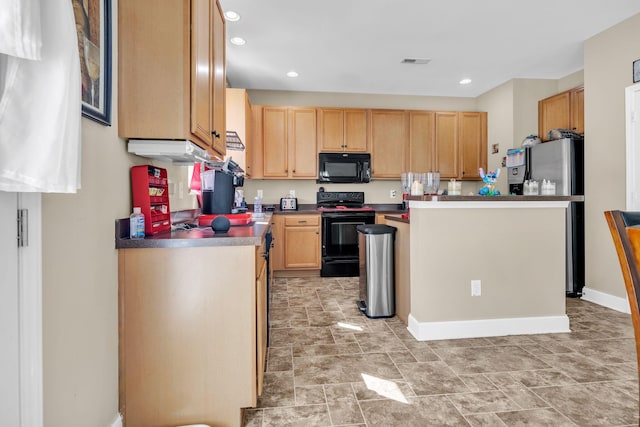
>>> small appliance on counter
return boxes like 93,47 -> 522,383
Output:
506,147 -> 530,195
280,190 -> 298,211
201,158 -> 244,215
280,197 -> 298,210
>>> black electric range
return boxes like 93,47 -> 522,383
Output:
317,192 -> 375,277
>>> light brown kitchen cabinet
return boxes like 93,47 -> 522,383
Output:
408,111 -> 435,172
270,214 -> 284,270
370,110 -> 407,178
118,244 -> 258,427
318,108 -> 368,152
226,88 -> 253,176
118,0 -> 227,160
538,85 -> 584,141
283,215 -> 321,269
255,247 -> 267,396
434,112 -> 459,178
261,107 -> 317,179
458,112 -> 487,180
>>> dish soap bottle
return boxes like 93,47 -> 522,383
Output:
129,207 -> 145,239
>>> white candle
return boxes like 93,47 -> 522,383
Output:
411,180 -> 423,196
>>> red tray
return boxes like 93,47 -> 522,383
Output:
198,213 -> 253,227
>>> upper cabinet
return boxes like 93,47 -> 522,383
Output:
260,106 -> 317,179
433,111 -> 487,180
434,112 -> 459,178
317,108 -> 368,152
226,88 -> 252,176
370,110 -> 407,178
538,85 -> 584,141
458,112 -> 487,180
119,0 -> 226,160
408,111 -> 435,172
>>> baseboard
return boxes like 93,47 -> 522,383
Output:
407,314 -> 570,341
581,287 -> 631,314
109,413 -> 122,427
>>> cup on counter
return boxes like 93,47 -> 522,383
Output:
523,180 -> 539,195
540,179 -> 556,195
424,172 -> 440,195
447,179 -> 461,195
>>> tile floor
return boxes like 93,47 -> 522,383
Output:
243,276 -> 639,426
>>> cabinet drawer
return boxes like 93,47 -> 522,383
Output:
284,215 -> 319,227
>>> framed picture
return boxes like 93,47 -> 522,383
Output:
634,59 -> 640,84
72,0 -> 112,126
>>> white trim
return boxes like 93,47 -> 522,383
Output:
581,287 -> 631,314
626,82 -> 640,210
409,200 -> 570,209
18,193 -> 43,427
109,413 -> 123,427
407,313 -> 570,341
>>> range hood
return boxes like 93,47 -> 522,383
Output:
127,140 -> 210,164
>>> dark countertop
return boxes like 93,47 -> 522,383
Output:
407,195 -> 584,202
115,204 -> 407,249
116,212 -> 272,249
384,214 -> 410,224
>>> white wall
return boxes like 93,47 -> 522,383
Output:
584,12 -> 640,299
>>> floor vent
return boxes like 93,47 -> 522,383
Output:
401,58 -> 431,65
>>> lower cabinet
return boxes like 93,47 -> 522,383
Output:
271,214 -> 321,273
118,245 -> 259,427
255,249 -> 267,396
284,215 -> 321,269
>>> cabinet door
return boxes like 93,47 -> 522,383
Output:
289,108 -> 317,178
284,226 -> 320,269
262,107 -> 289,177
344,109 -> 368,152
318,108 -> 345,152
211,0 -> 226,158
270,215 -> 285,271
190,0 -> 214,148
458,112 -> 487,180
408,111 -> 435,172
434,112 -> 458,178
538,91 -> 571,141
256,258 -> 267,396
370,110 -> 407,178
571,86 -> 584,135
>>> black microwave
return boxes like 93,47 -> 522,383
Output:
317,153 -> 371,183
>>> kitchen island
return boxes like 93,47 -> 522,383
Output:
115,214 -> 272,427
404,195 -> 582,341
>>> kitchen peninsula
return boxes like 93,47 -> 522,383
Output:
403,195 -> 582,341
115,215 -> 272,427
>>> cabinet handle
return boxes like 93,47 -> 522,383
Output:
211,131 -> 220,138
299,220 -> 307,223
292,169 -> 296,173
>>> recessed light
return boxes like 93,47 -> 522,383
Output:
286,71 -> 299,78
224,10 -> 240,21
230,37 -> 246,46
459,78 -> 472,85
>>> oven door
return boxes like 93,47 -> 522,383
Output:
321,211 -> 375,276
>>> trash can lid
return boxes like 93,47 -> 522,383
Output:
356,224 -> 397,234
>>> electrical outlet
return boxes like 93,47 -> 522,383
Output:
471,280 -> 481,296
390,190 -> 397,198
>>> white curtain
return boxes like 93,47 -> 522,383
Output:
0,0 -> 82,193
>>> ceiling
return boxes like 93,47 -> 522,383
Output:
217,0 -> 640,98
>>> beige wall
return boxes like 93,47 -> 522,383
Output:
584,12 -> 640,298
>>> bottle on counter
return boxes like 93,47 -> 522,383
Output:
253,189 -> 263,217
129,207 -> 145,239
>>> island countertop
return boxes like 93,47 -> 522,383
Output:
407,194 -> 584,202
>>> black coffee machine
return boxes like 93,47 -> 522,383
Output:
201,159 -> 244,214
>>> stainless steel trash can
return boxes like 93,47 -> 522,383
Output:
356,224 -> 397,318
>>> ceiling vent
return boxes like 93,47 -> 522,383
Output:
401,58 -> 431,65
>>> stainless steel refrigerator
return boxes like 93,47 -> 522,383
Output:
530,137 -> 585,296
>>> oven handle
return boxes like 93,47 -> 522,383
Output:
321,212 -> 375,219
